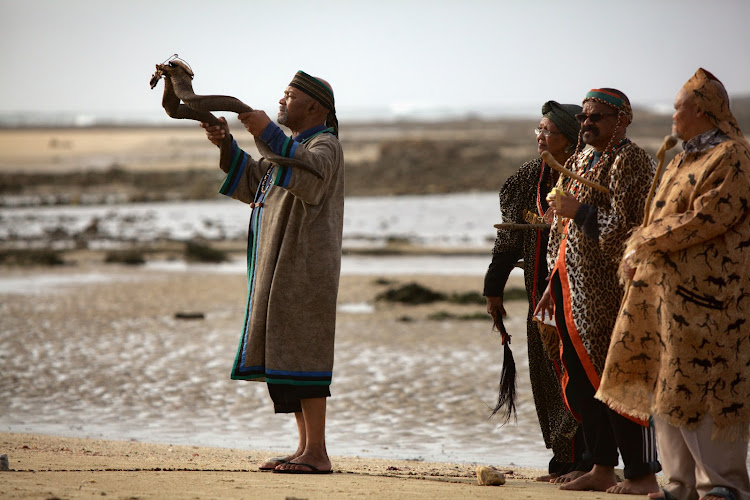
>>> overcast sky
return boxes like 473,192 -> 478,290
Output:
2,0 -> 749,121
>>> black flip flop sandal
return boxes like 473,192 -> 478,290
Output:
272,462 -> 333,474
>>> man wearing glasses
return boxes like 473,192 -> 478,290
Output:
535,89 -> 661,494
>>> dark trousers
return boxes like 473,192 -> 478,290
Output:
267,384 -> 331,414
549,426 -> 591,475
552,273 -> 661,479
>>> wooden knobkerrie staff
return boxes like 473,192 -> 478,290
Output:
541,150 -> 610,194
622,134 -> 678,294
643,135 -> 679,225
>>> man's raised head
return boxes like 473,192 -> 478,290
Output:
289,71 -> 338,136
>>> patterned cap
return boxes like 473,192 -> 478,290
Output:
289,70 -> 338,137
682,68 -> 745,144
584,88 -> 633,124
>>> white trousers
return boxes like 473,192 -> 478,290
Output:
653,414 -> 750,500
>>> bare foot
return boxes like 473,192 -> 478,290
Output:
559,466 -> 617,491
552,470 -> 587,484
275,451 -> 331,473
607,474 -> 660,495
259,452 -> 300,470
648,491 -> 665,499
536,473 -> 559,482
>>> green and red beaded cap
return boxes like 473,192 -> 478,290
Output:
584,88 -> 633,124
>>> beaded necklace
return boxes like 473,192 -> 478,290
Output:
259,165 -> 275,195
568,137 -> 630,198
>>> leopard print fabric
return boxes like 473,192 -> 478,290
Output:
547,142 -> 655,380
491,157 -> 553,300
486,158 -> 580,457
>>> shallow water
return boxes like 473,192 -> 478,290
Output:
0,192 -> 501,249
144,254 -> 499,276
3,262 -> 748,470
4,192 -> 745,469
0,262 -> 549,468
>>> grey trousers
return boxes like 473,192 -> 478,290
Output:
654,414 -> 750,500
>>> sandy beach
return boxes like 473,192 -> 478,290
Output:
1,258 -> 537,460
1,432 -> 647,500
0,258 -> 652,499
0,122 -> 689,498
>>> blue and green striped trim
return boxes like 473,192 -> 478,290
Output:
219,139 -> 248,197
281,136 -> 296,157
260,122 -> 298,159
231,365 -> 332,385
271,165 -> 292,188
230,183 -> 266,380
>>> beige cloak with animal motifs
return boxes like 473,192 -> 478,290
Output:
597,69 -> 750,442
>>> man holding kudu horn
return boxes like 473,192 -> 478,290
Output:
598,69 -> 750,500
534,88 -> 661,494
202,71 -> 343,475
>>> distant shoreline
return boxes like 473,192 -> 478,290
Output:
1,114 -> 708,202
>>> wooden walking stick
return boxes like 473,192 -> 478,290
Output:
540,150 -> 610,194
623,135 -> 678,294
643,135 -> 679,225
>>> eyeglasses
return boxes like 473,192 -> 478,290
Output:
574,112 -> 618,123
534,128 -> 561,138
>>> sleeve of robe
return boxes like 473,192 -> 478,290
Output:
217,124 -> 341,206
260,125 -> 341,206
217,136 -> 269,203
484,160 -> 537,296
629,143 -> 750,263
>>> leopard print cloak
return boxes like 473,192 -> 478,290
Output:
547,142 -> 655,388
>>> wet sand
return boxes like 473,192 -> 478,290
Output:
0,122 -> 679,498
0,259 -> 651,498
1,259 -> 546,463
0,432 -> 646,499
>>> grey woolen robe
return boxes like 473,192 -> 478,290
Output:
217,127 -> 344,387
